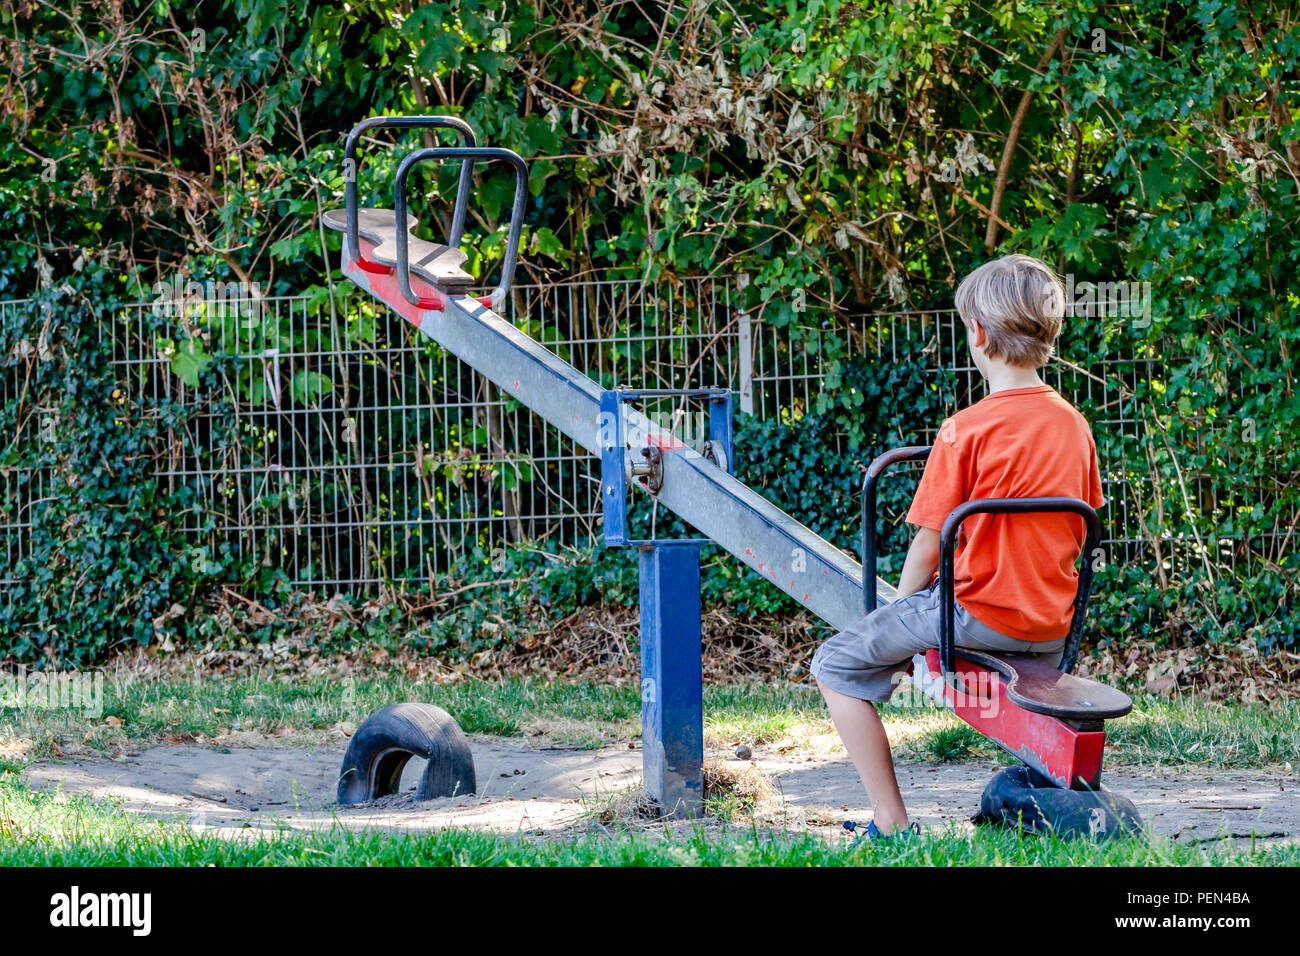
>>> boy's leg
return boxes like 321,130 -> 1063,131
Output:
811,586 -> 1069,833
810,589 -> 942,833
816,681 -> 909,832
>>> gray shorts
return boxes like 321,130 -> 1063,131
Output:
810,585 -> 1066,703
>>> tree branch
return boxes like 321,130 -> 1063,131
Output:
984,27 -> 1067,253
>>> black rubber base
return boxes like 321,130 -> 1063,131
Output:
971,765 -> 1142,840
336,702 -> 476,806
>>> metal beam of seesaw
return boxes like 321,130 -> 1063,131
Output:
341,255 -> 896,631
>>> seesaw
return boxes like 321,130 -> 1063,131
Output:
324,115 -> 1140,838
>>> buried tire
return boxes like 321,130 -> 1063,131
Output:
972,765 -> 1142,840
336,702 -> 476,806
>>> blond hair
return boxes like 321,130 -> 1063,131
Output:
954,254 -> 1064,368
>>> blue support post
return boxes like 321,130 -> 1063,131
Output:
638,541 -> 704,816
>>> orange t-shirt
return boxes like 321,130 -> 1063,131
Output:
905,385 -> 1104,642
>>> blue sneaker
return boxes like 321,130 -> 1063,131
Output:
842,819 -> 921,848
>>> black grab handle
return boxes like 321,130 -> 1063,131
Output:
343,116 -> 476,267
861,446 -> 1101,684
861,446 -> 932,614
393,146 -> 528,310
938,498 -> 1101,683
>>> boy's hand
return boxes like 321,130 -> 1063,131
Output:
896,527 -> 940,597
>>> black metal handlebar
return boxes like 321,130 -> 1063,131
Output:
393,146 -> 528,310
343,116 -> 475,267
861,446 -> 932,614
938,497 -> 1100,683
861,446 -> 1100,685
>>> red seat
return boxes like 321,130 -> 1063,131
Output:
323,207 -> 475,290
954,649 -> 1133,721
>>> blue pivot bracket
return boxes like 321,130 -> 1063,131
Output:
599,386 -> 732,816
599,386 -> 734,548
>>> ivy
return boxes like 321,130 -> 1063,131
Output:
1,1 -> 1297,661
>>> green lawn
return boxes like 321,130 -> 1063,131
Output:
0,773 -> 1294,866
3,675 -> 1296,770
3,676 -> 1295,867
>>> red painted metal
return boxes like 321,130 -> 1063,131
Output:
920,649 -> 1106,790
349,244 -> 448,321
356,253 -> 392,275
645,431 -> 689,451
350,244 -> 490,313
352,237 -> 395,276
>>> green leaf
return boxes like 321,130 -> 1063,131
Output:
291,370 -> 333,406
167,337 -> 213,388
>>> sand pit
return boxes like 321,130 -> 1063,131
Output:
23,737 -> 1299,844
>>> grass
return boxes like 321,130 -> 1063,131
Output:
3,675 -> 1297,773
4,678 -> 1295,868
0,673 -> 640,761
1112,696 -> 1300,768
926,724 -> 985,763
0,772 -> 1293,866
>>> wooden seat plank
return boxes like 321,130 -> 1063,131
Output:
323,208 -> 475,290
953,649 -> 1132,720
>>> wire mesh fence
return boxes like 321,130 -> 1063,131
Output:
1,279 -> 1289,597
0,297 -> 53,589
748,306 -> 1291,583
51,278 -> 739,593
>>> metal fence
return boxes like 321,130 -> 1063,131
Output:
6,279 -> 741,593
750,306 -> 1291,583
747,309 -> 1164,551
1,297 -> 51,589
1,279 -> 1288,595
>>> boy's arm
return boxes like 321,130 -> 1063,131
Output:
896,526 -> 940,597
899,415 -> 963,597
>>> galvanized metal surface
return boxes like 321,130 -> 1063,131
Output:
340,251 -> 887,630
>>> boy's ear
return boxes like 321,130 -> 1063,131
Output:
968,320 -> 987,350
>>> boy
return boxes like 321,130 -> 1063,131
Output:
811,253 -> 1104,840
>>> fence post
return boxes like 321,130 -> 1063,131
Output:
737,310 -> 753,415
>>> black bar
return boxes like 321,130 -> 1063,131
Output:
343,115 -> 475,265
393,146 -> 528,309
938,497 -> 1101,683
860,446 -> 932,613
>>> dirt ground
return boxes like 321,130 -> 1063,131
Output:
23,736 -> 1299,845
